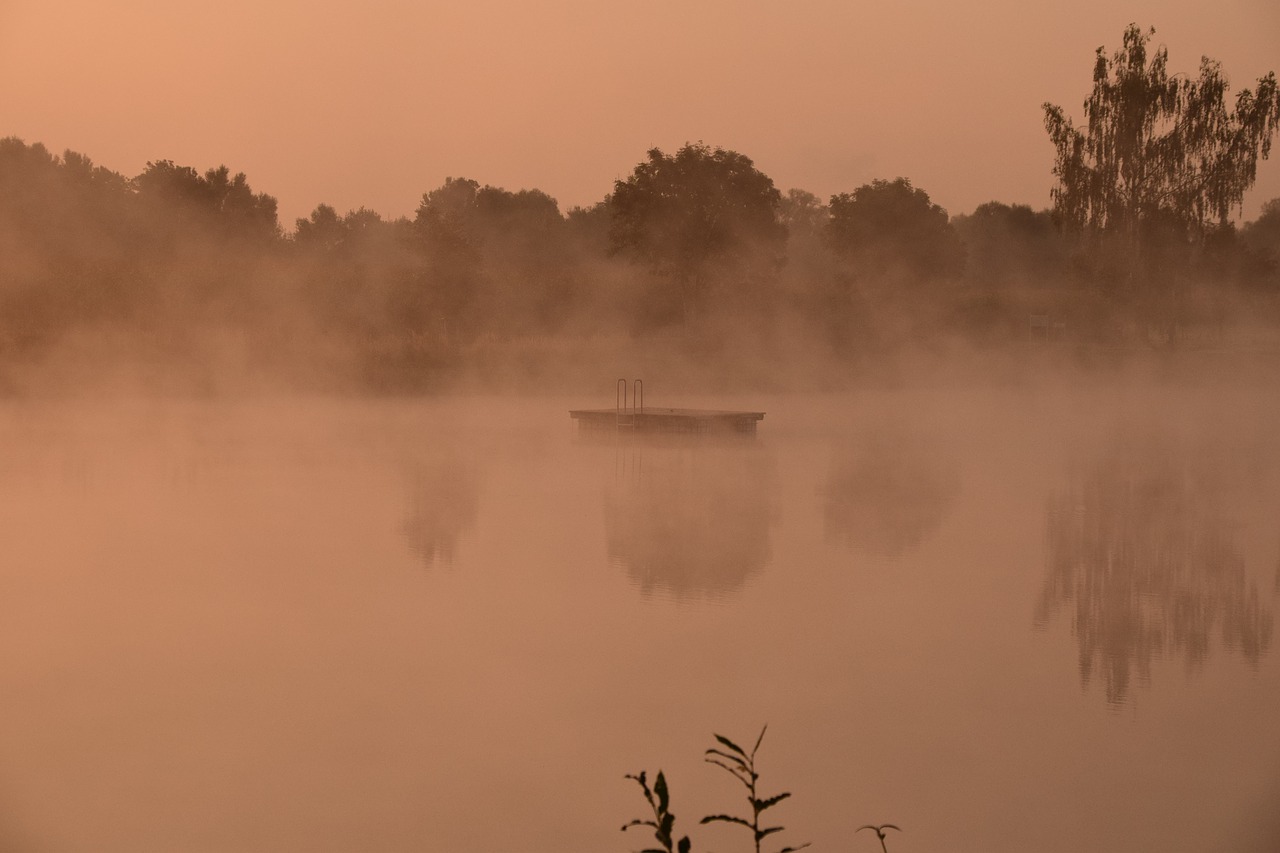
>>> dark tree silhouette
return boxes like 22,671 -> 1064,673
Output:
953,202 -> 1063,284
293,203 -> 345,251
950,202 -> 1074,336
414,178 -> 565,258
779,188 -> 828,237
202,165 -> 281,241
1240,198 -> 1280,289
608,142 -> 786,324
410,177 -> 573,340
415,176 -> 482,254
1044,25 -> 1280,242
1243,197 -> 1280,249
132,159 -> 209,206
0,139 -> 142,350
1043,25 -> 1280,339
826,178 -> 964,281
565,200 -> 610,252
134,160 -> 280,241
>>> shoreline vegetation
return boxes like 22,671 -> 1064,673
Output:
3,25 -> 1279,398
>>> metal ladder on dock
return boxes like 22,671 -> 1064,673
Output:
616,378 -> 643,430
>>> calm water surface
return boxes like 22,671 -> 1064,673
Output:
1,385 -> 1277,852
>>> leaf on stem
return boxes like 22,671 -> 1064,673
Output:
701,814 -> 754,829
655,771 -> 670,814
704,748 -> 750,771
713,734 -> 749,757
705,756 -> 751,785
754,792 -> 791,812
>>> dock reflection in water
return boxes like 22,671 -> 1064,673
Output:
602,436 -> 777,599
1035,432 -> 1275,706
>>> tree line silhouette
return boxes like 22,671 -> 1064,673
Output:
2,25 -> 1278,393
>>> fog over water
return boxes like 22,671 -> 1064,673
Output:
1,379 -> 1276,852
5,3 -> 1280,849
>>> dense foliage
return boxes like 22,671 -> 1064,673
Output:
1041,25 -> 1280,338
827,178 -> 964,282
0,26 -> 1278,393
608,143 -> 786,325
1044,25 -> 1280,238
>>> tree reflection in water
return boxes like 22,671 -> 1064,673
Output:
604,440 -> 776,599
1036,435 -> 1274,706
821,427 -> 959,558
401,458 -> 480,570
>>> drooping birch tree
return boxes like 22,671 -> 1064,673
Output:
1044,25 -> 1279,240
1044,25 -> 1280,339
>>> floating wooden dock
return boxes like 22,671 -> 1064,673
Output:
571,380 -> 764,435
570,407 -> 765,435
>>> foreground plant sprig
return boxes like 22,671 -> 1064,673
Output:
622,770 -> 691,853
700,725 -> 809,853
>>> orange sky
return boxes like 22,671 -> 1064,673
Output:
2,0 -> 1278,227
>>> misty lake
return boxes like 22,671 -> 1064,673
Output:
1,381 -> 1277,852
